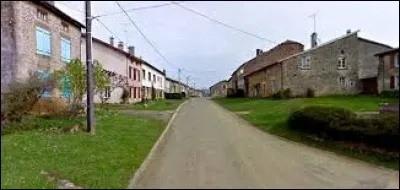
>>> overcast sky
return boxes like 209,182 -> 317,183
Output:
56,1 -> 399,89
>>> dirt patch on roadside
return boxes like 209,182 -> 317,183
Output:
235,111 -> 250,115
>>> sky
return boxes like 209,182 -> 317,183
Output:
55,1 -> 399,89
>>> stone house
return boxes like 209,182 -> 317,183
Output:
141,61 -> 166,100
1,1 -> 84,107
209,80 -> 228,97
165,77 -> 181,93
243,40 -> 305,98
81,36 -> 143,104
376,48 -> 399,92
230,63 -> 246,95
251,30 -> 393,97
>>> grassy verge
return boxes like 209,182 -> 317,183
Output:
213,95 -> 399,170
1,114 -> 165,188
97,99 -> 186,111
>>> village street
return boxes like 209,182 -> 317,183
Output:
130,98 -> 399,189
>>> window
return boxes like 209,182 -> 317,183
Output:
137,70 -> 140,81
338,51 -> 346,69
395,53 -> 399,68
129,67 -> 132,79
36,26 -> 51,56
37,9 -> 48,21
148,72 -> 151,81
60,37 -> 71,62
133,87 -> 137,98
300,55 -> 310,70
153,74 -> 156,82
391,76 -> 399,90
103,87 -> 111,98
142,70 -> 146,80
37,70 -> 51,98
339,77 -> 346,88
61,75 -> 71,98
61,22 -> 69,32
133,68 -> 137,80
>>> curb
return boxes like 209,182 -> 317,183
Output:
126,99 -> 189,189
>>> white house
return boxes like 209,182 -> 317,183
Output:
141,61 -> 166,100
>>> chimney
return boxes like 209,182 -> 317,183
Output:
256,49 -> 263,56
117,41 -> 124,50
128,46 -> 135,55
163,69 -> 166,75
109,36 -> 114,46
346,29 -> 351,34
311,32 -> 318,48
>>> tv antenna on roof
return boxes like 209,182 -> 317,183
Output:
308,11 -> 318,33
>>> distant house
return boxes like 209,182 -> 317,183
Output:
376,48 -> 399,92
1,1 -> 84,103
209,80 -> 228,97
141,61 -> 166,100
230,63 -> 246,96
80,36 -> 142,104
165,77 -> 181,93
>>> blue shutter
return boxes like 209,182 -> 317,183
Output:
37,70 -> 51,98
61,38 -> 71,63
36,27 -> 51,56
61,75 -> 71,98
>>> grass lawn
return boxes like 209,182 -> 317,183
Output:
1,114 -> 165,189
97,99 -> 186,111
213,95 -> 399,170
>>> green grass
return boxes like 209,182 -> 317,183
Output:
213,95 -> 399,170
97,99 -> 186,111
1,114 -> 165,189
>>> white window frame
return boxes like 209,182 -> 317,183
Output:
300,55 -> 310,70
338,57 -> 346,70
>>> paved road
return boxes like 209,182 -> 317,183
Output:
132,98 -> 399,189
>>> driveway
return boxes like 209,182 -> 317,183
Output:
131,98 -> 399,189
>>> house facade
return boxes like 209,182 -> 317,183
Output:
230,63 -> 246,95
265,30 -> 392,97
209,80 -> 227,97
81,36 -> 142,104
244,40 -> 304,98
165,77 -> 181,93
141,62 -> 165,100
1,1 -> 84,104
376,48 -> 399,92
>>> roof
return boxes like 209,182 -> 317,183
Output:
375,48 -> 399,56
210,80 -> 227,88
358,38 -> 393,49
32,1 -> 85,28
166,77 -> 180,84
82,34 -> 165,75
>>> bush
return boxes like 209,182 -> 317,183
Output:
165,93 -> 183,99
288,106 -> 399,150
380,90 -> 399,98
227,89 -> 245,98
121,87 -> 130,103
282,88 -> 292,99
1,73 -> 51,123
272,90 -> 283,99
306,88 -> 315,98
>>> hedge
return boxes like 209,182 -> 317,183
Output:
288,106 -> 399,151
165,93 -> 183,99
380,90 -> 399,98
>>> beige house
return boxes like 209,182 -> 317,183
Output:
209,80 -> 227,97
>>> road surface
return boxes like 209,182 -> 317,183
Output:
131,98 -> 399,189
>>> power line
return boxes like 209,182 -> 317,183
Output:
95,2 -> 185,18
171,1 -> 277,44
56,2 -> 85,14
115,1 -> 179,70
95,18 -> 123,42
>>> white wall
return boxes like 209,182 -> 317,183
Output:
141,63 -> 165,91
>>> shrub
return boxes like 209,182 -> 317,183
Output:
121,87 -> 130,103
165,93 -> 183,99
282,88 -> 292,99
272,90 -> 283,99
306,88 -> 315,98
288,106 -> 399,150
380,90 -> 399,98
49,102 -> 85,119
227,89 -> 245,98
1,72 -> 50,123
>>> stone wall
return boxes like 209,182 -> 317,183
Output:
1,1 -> 16,94
377,52 -> 399,92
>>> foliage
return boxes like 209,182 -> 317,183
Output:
121,87 -> 130,103
282,88 -> 292,99
380,90 -> 399,98
306,88 -> 315,98
272,90 -> 283,99
1,71 -> 51,123
227,89 -> 245,98
288,106 -> 399,150
165,93 -> 183,99
93,60 -> 111,104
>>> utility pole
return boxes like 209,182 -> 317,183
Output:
85,1 -> 95,134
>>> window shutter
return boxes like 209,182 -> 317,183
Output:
61,75 -> 71,98
36,29 -> 43,53
44,32 -> 50,55
390,76 -> 395,89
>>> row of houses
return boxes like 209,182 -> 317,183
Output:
1,1 -> 202,106
210,30 -> 399,98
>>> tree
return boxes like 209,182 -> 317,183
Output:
93,60 -> 110,105
151,85 -> 156,100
